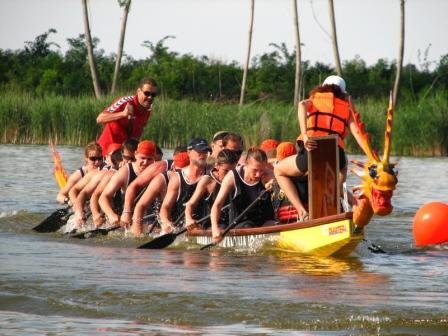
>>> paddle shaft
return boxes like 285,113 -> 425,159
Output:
171,203 -> 232,237
200,189 -> 268,250
136,204 -> 230,249
70,213 -> 156,239
168,203 -> 231,238
363,238 -> 386,254
73,184 -> 150,237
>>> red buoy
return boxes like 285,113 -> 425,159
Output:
413,202 -> 448,246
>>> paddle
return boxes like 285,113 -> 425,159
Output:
70,213 -> 156,239
69,184 -> 149,238
200,189 -> 268,250
33,207 -> 72,233
363,238 -> 386,254
136,210 -> 187,249
137,204 -> 231,249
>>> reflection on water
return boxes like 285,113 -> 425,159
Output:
1,145 -> 448,334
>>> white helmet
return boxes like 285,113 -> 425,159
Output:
322,75 -> 346,93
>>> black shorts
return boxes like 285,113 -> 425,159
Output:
295,145 -> 347,173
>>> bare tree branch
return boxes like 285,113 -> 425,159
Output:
239,0 -> 255,107
393,0 -> 405,108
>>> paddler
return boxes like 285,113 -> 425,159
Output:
88,138 -> 138,227
56,141 -> 103,205
70,142 -> 123,228
211,147 -> 276,244
159,138 -> 211,234
185,148 -> 240,230
98,140 -> 157,226
206,130 -> 229,166
128,147 -> 190,236
274,75 -> 368,220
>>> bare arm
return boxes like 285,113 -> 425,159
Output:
159,172 -> 181,233
96,103 -> 133,125
184,176 -> 212,227
211,172 -> 235,243
131,174 -> 166,236
56,170 -> 82,204
348,114 -> 369,154
90,172 -> 114,227
298,99 -> 316,151
262,166 -> 275,187
98,166 -> 127,225
73,172 -> 104,216
298,99 -> 308,138
68,171 -> 95,206
122,161 -> 167,214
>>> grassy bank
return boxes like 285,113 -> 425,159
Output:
0,90 -> 447,156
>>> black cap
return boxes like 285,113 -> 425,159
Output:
187,137 -> 211,152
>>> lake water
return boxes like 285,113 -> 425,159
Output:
0,144 -> 447,335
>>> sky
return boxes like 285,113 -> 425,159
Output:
1,0 -> 447,70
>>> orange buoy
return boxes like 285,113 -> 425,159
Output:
413,202 -> 448,246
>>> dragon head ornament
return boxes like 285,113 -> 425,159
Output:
350,93 -> 398,228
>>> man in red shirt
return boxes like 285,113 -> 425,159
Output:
96,77 -> 158,154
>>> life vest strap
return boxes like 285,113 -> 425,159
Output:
308,111 -> 349,126
306,126 -> 344,138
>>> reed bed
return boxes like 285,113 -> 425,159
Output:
0,90 -> 447,156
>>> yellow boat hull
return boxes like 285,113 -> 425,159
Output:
187,213 -> 363,257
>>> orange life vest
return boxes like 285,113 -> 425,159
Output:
299,92 -> 350,148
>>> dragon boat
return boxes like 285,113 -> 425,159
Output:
44,95 -> 398,257
167,94 -> 398,257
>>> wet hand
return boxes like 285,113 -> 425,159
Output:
264,179 -> 274,191
73,213 -> 86,228
212,231 -> 223,244
185,219 -> 197,232
160,221 -> 174,234
303,136 -> 317,151
93,214 -> 105,228
131,220 -> 142,236
297,208 -> 309,221
120,212 -> 132,227
107,214 -> 120,227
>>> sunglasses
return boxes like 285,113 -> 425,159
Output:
143,91 -> 157,98
122,154 -> 136,162
88,156 -> 103,162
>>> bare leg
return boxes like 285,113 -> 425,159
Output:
274,155 -> 308,219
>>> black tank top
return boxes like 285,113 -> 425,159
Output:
230,166 -> 274,226
127,162 -> 138,187
169,169 -> 201,225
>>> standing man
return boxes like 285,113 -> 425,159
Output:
96,77 -> 158,154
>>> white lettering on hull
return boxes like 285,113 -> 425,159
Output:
194,234 -> 277,249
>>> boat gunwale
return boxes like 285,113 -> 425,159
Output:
187,212 -> 353,237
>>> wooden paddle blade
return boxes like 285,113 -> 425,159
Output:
137,233 -> 177,249
32,208 -> 70,233
70,226 -> 121,239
